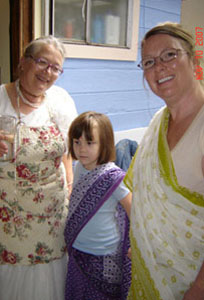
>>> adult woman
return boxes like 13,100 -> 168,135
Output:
0,36 -> 77,300
124,22 -> 204,300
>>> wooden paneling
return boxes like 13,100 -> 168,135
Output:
9,0 -> 34,81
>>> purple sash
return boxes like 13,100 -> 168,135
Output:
64,163 -> 131,300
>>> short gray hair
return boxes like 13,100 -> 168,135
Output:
24,35 -> 66,60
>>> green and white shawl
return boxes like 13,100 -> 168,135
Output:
125,106 -> 204,300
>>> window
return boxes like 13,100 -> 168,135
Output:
40,0 -> 140,61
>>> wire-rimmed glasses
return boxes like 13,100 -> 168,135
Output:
29,56 -> 63,75
138,48 -> 185,70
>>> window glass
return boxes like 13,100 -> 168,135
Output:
39,0 -> 139,61
89,0 -> 128,47
54,0 -> 85,42
53,0 -> 129,47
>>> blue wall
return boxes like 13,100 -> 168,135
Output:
56,0 -> 181,132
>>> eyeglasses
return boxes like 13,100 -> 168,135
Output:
29,56 -> 63,75
138,48 -> 185,70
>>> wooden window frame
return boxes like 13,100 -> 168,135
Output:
40,0 -> 140,61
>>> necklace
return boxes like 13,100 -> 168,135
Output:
16,79 -> 45,109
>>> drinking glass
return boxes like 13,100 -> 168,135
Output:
0,115 -> 17,162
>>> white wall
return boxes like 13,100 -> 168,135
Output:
181,0 -> 204,70
114,127 -> 147,144
181,0 -> 204,35
0,0 -> 10,83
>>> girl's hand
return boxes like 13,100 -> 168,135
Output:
127,247 -> 131,259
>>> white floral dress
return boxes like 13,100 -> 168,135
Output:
0,84 -> 77,300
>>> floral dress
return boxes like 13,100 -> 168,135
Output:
0,83 -> 77,300
0,121 -> 68,265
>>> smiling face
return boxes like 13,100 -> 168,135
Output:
19,44 -> 63,96
73,128 -> 100,170
142,34 -> 196,104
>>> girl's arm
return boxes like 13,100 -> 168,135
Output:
120,191 -> 132,259
119,192 -> 132,218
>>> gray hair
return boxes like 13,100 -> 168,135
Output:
23,35 -> 66,60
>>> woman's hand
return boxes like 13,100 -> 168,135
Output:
183,284 -> 204,300
0,136 -> 8,157
183,262 -> 204,300
67,183 -> 73,199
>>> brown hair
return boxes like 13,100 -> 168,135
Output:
141,22 -> 195,60
68,111 -> 116,164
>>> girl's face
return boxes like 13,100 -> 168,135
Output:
73,127 -> 100,170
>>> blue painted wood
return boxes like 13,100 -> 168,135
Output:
56,0 -> 182,131
144,7 -> 180,29
144,0 -> 181,14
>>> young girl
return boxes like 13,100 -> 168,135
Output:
64,111 -> 132,300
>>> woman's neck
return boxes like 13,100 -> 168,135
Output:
16,79 -> 45,109
167,83 -> 204,123
19,82 -> 39,99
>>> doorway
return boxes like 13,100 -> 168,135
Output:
9,0 -> 34,81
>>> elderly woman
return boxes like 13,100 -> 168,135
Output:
0,36 -> 77,300
125,22 -> 204,300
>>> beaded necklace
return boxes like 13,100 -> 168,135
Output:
16,79 -> 45,109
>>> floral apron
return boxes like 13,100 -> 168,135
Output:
0,104 -> 68,265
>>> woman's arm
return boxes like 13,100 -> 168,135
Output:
183,262 -> 204,300
62,153 -> 74,196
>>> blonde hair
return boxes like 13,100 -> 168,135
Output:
68,111 -> 116,164
141,22 -> 195,59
